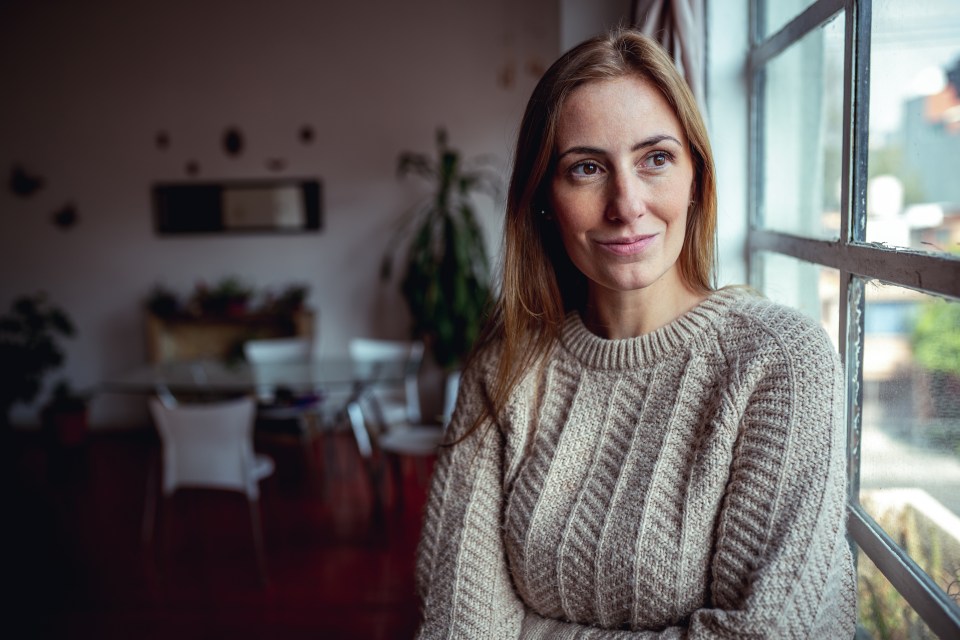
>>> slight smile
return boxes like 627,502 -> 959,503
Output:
595,234 -> 658,256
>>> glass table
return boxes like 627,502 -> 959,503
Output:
102,358 -> 407,397
102,358 -> 410,459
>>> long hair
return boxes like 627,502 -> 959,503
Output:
460,28 -> 717,440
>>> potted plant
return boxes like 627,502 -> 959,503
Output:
269,283 -> 310,315
189,277 -> 253,317
41,379 -> 90,446
381,128 -> 498,370
145,284 -> 181,319
0,293 -> 76,437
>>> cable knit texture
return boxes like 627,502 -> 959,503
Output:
416,288 -> 857,638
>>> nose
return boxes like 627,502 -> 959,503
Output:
604,170 -> 646,223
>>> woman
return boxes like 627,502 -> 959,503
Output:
415,28 -> 857,638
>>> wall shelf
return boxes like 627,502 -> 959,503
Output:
145,309 -> 314,363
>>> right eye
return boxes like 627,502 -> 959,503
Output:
571,161 -> 602,177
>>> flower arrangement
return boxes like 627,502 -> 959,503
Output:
145,279 -> 310,319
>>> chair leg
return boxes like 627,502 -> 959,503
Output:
157,493 -> 175,587
389,454 -> 405,511
247,498 -> 269,586
247,498 -> 269,587
299,426 -> 323,495
141,450 -> 159,545
323,426 -> 340,478
346,401 -> 373,459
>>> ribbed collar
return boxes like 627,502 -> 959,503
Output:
559,287 -> 748,370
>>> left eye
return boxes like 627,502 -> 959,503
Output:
645,152 -> 670,168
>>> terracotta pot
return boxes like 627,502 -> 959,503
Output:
45,409 -> 88,446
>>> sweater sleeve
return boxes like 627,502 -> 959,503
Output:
415,360 -> 526,639
686,318 -> 857,637
518,318 -> 857,638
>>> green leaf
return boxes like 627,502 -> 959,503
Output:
390,129 -> 499,368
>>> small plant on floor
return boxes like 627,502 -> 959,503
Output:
0,293 -> 75,432
41,379 -> 90,446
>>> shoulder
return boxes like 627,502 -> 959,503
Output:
709,288 -> 841,376
460,337 -> 504,395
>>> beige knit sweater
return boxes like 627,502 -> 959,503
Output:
416,288 -> 857,639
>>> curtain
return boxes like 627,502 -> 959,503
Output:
631,0 -> 707,116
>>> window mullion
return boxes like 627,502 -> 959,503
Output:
749,0 -> 844,67
843,0 -> 871,245
850,505 -> 960,637
749,230 -> 960,300
747,0 -> 765,289
842,274 -> 864,503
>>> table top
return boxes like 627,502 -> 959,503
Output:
101,358 -> 409,396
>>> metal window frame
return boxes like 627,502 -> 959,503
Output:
747,0 -> 960,635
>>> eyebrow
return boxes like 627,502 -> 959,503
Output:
557,134 -> 682,160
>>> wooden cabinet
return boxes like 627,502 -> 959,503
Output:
145,310 -> 315,363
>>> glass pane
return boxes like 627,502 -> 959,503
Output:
756,252 -> 840,351
866,0 -> 960,256
857,549 -> 940,639
762,0 -> 817,38
860,282 -> 960,607
761,13 -> 844,240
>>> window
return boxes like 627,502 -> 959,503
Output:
747,0 -> 960,636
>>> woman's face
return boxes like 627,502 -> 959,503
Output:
548,75 -> 694,299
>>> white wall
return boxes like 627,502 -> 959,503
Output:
560,0 -> 629,52
0,0 -> 559,427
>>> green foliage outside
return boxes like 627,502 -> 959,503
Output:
382,129 -> 497,370
912,297 -> 960,377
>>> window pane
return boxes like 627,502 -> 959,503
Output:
866,0 -> 960,255
756,252 -> 840,351
762,0 -> 817,38
857,549 -> 940,639
860,283 -> 960,606
761,13 -> 844,240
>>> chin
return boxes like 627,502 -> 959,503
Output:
603,263 -> 680,292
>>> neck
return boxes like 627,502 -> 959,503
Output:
583,273 -> 706,340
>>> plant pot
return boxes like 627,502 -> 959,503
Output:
44,408 -> 88,447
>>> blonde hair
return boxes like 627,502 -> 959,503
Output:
460,28 -> 717,440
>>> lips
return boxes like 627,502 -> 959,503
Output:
596,233 -> 658,256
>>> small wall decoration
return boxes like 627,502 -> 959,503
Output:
9,164 -> 45,197
52,203 -> 78,230
266,158 -> 287,172
185,160 -> 200,177
299,125 -> 314,144
155,130 -> 170,150
223,127 -> 244,157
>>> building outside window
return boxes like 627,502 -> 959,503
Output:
746,0 -> 960,636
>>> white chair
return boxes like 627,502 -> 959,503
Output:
144,395 -> 274,583
347,367 -> 460,509
243,336 -> 314,365
347,338 -> 425,425
377,370 -> 460,456
243,337 -> 325,485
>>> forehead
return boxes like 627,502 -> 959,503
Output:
555,75 -> 686,147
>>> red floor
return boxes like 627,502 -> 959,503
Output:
3,429 -> 429,639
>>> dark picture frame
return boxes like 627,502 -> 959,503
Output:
153,178 -> 322,235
